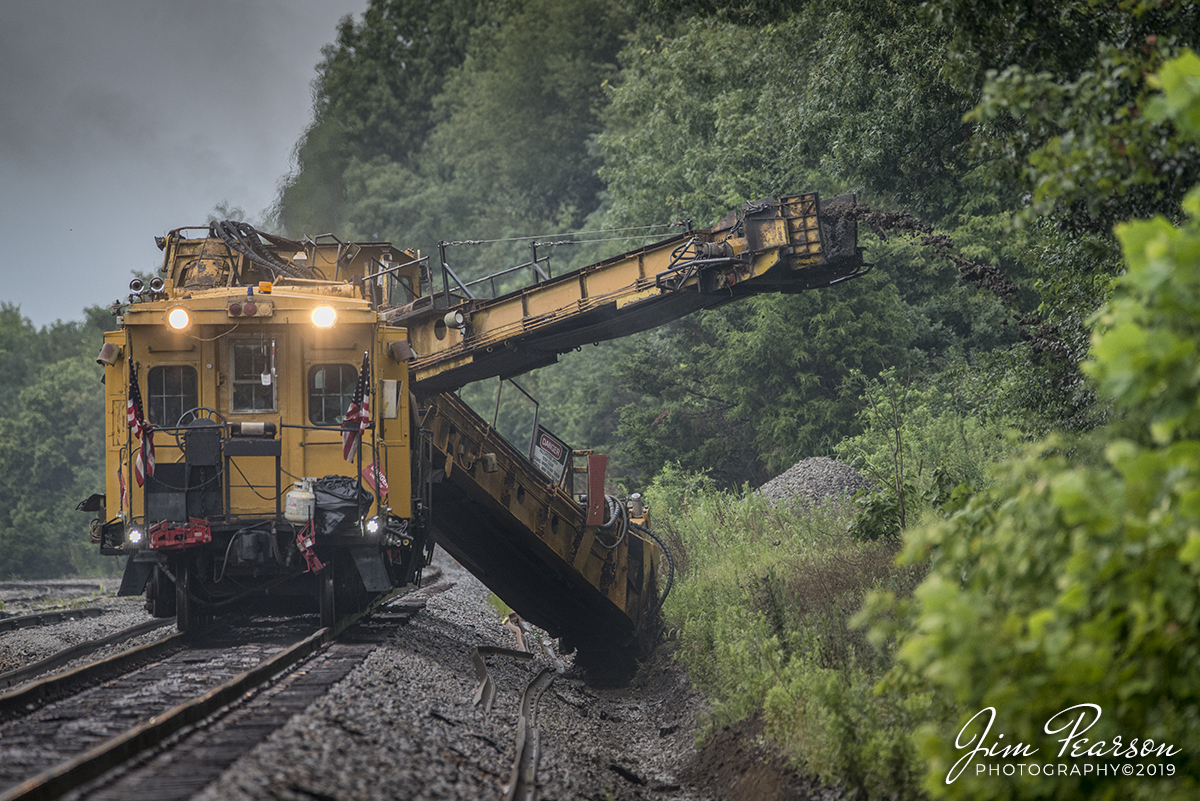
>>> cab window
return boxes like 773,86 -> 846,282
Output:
308,364 -> 357,425
147,365 -> 198,426
230,340 -> 277,413
388,273 -> 417,305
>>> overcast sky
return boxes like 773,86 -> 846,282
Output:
0,0 -> 368,326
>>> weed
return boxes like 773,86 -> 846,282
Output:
646,475 -> 929,800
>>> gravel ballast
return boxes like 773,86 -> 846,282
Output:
194,550 -> 717,801
756,456 -> 874,507
0,578 -> 160,677
3,556 -> 818,798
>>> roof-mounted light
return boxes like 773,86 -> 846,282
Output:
312,305 -> 337,328
166,307 -> 192,331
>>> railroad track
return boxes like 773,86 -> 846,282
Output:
0,609 -> 106,634
0,618 -> 177,692
505,667 -> 556,801
471,643 -> 560,801
0,573 -> 444,801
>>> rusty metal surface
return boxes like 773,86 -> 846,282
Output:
472,646 -> 534,715
504,667 -> 556,801
0,618 -> 175,692
0,579 -> 432,801
424,392 -> 656,653
72,579 -> 444,801
0,629 -> 303,800
177,238 -> 232,290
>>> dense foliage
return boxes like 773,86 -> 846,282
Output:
866,54 -> 1200,799
647,469 -> 928,798
0,305 -> 116,578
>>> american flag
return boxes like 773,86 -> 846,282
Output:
342,352 -> 371,462
127,362 -> 155,485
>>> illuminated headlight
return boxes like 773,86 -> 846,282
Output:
366,516 -> 381,535
127,527 -> 144,545
312,305 -> 337,328
166,307 -> 192,331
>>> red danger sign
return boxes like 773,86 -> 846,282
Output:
539,433 -> 563,460
530,425 -> 570,483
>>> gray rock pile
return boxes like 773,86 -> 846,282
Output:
757,456 -> 875,506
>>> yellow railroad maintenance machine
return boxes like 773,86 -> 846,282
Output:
82,193 -> 864,661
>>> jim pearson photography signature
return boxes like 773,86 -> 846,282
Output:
947,704 -> 1182,784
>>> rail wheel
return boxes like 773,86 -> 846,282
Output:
176,563 -> 211,633
145,565 -> 176,618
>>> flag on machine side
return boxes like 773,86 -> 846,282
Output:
127,362 -> 155,486
342,351 -> 371,462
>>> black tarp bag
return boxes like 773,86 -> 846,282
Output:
313,475 -> 372,536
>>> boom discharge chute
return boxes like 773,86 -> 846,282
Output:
395,193 -> 864,394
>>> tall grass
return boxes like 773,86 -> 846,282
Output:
648,469 -> 929,799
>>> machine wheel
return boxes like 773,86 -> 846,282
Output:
176,563 -> 212,633
145,565 -> 176,618
173,406 -> 227,450
319,562 -> 336,629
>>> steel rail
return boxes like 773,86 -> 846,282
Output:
0,578 -> 435,801
471,646 -> 534,714
0,608 -> 105,633
0,618 -> 176,692
504,667 -> 556,801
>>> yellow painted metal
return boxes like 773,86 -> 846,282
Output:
406,193 -> 854,392
374,325 -> 412,519
99,193 -> 856,650
106,232 -> 416,538
102,329 -> 128,524
423,392 -> 658,634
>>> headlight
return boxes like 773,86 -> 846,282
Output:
166,307 -> 192,331
127,527 -> 144,545
312,305 -> 337,328
366,516 -> 381,535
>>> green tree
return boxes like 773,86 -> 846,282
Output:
600,1 -> 979,228
278,0 -> 630,273
869,50 -> 1200,800
616,270 -> 916,487
0,358 -> 107,577
0,304 -> 115,578
594,0 -> 1060,484
276,0 -> 490,235
428,0 -> 628,226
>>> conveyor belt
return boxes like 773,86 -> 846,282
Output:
400,193 -> 864,394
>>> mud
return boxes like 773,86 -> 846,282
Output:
680,715 -> 841,801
